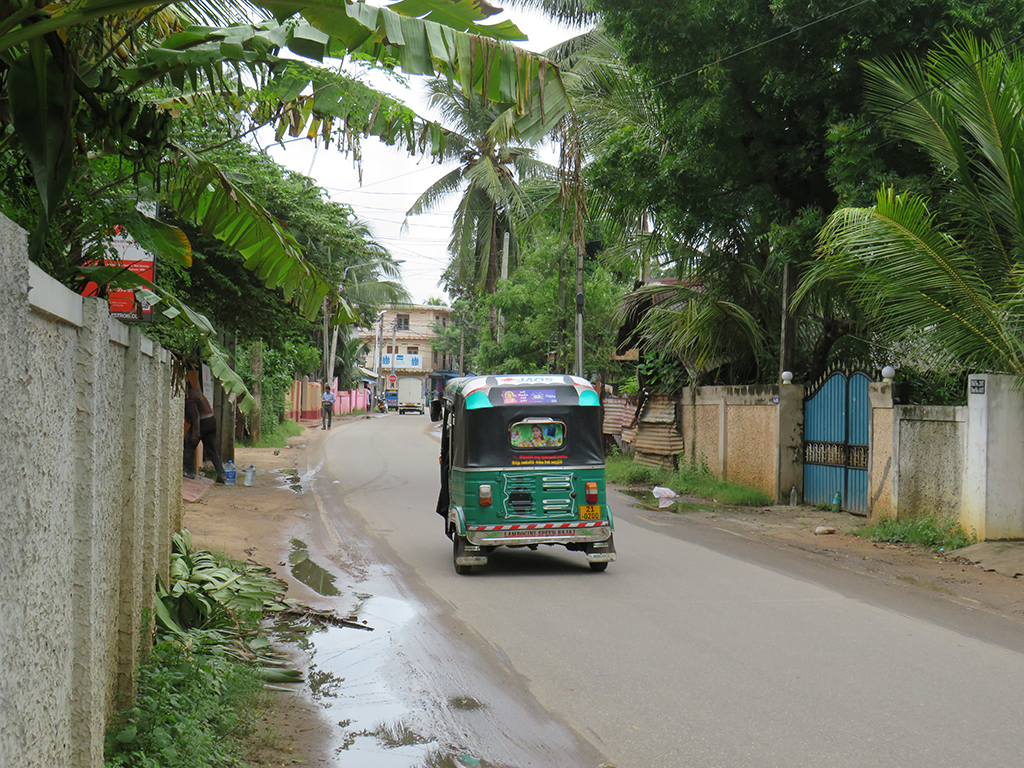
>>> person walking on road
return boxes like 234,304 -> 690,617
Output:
322,384 -> 336,429
183,384 -> 227,483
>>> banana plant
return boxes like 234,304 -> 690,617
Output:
83,263 -> 260,411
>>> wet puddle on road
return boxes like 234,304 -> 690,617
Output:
275,543 -> 519,768
277,467 -> 304,493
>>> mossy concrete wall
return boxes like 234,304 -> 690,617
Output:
889,405 -> 964,523
0,216 -> 180,768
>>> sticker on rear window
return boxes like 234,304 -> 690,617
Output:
510,421 -> 565,450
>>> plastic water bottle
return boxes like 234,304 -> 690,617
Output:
790,485 -> 798,506
244,464 -> 255,486
224,460 -> 236,485
832,491 -> 841,512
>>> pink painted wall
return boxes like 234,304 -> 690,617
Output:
286,379 -> 370,421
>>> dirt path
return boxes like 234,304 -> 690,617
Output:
182,427 -> 1024,766
182,423 -> 339,767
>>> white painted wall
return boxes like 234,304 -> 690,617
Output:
962,374 -> 1024,540
0,216 -> 180,768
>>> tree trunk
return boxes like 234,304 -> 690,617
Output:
557,240 -> 567,373
251,340 -> 263,444
806,317 -> 857,383
215,332 -> 235,464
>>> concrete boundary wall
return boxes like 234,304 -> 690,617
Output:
0,216 -> 181,768
889,405 -> 965,524
880,376 -> 1024,539
623,374 -> 1024,538
676,384 -> 803,503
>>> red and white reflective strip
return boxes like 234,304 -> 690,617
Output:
469,521 -> 608,531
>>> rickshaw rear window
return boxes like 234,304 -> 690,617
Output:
510,421 -> 565,450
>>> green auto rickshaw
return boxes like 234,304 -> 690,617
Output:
430,374 -> 616,574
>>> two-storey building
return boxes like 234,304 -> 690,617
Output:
357,304 -> 457,401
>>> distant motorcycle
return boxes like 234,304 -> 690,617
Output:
376,397 -> 387,414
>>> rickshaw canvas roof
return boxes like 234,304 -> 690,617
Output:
444,375 -> 600,409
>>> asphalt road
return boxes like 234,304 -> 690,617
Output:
309,412 -> 1024,768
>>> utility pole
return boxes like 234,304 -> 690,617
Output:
497,231 -> 509,341
375,309 -> 386,398
779,263 -> 796,379
321,297 -> 330,383
575,238 -> 585,378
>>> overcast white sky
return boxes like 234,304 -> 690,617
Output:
260,8 -> 584,305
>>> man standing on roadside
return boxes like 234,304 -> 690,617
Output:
184,384 -> 227,483
321,384 -> 336,429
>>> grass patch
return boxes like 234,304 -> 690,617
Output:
240,419 -> 304,448
854,514 -> 975,551
605,455 -> 772,507
105,636 -> 264,768
106,533 -> 301,768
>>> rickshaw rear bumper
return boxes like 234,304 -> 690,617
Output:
466,522 -> 614,556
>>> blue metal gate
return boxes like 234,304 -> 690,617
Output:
803,371 -> 871,514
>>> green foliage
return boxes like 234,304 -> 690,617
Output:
242,419 -> 304,449
805,34 -> 1024,380
854,514 -> 975,551
155,531 -> 292,639
590,0 -> 1024,382
895,368 -> 967,406
605,455 -> 771,506
472,232 -> 627,375
234,342 -> 316,439
635,350 -> 690,394
105,637 -> 262,768
107,532 -> 302,768
408,77 -> 555,300
0,0 -> 568,408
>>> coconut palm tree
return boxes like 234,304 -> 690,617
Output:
803,33 -> 1024,378
406,77 -> 556,300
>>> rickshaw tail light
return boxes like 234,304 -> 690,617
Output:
585,481 -> 598,504
479,484 -> 492,506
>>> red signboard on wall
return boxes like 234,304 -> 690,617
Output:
82,230 -> 156,321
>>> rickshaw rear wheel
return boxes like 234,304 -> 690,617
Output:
589,561 -> 608,572
453,536 -> 472,575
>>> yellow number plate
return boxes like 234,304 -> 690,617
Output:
579,504 -> 601,520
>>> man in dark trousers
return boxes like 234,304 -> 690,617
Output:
321,384 -> 336,429
183,384 -> 227,483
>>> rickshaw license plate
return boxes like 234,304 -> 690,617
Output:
579,505 -> 601,520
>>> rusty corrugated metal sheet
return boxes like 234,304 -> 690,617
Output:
621,426 -> 637,445
622,404 -> 637,429
603,397 -> 627,433
635,451 -> 675,470
640,394 -> 676,424
635,422 -> 684,456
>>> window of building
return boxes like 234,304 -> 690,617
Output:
406,346 -> 418,355
396,314 -> 410,330
387,345 -> 394,354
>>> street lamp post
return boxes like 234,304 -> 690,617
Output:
375,309 -> 386,399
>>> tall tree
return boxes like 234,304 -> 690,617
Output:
406,77 -> 555,301
804,33 -> 1024,378
590,0 -> 1024,382
0,0 -> 571,314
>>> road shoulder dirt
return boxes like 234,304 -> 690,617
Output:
182,424 -> 338,768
